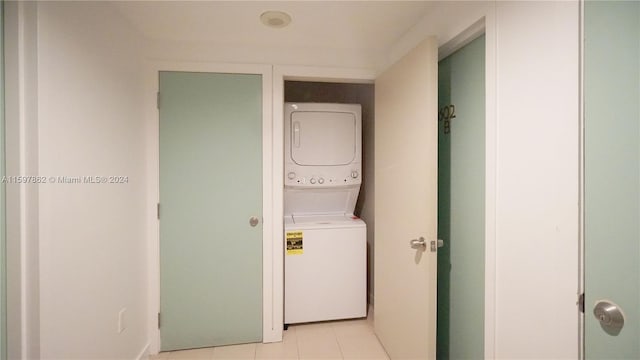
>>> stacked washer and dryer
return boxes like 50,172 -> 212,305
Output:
283,102 -> 367,325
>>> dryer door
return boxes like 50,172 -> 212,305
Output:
290,111 -> 356,166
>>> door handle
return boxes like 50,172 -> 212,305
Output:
593,300 -> 625,336
409,237 -> 427,250
249,216 -> 260,227
293,122 -> 300,148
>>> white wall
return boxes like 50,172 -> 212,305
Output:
494,3 -> 579,358
389,1 -> 580,358
144,39 -> 381,71
35,2 -> 148,359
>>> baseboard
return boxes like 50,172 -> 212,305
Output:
135,342 -> 150,360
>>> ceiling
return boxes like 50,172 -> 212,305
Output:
114,1 -> 434,52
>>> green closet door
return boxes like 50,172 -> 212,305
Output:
584,2 -> 640,358
437,34 -> 485,360
159,71 -> 262,351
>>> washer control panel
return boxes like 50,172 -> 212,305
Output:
284,167 -> 361,187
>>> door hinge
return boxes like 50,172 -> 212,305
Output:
157,203 -> 160,220
578,293 -> 585,313
158,313 -> 161,328
157,92 -> 161,109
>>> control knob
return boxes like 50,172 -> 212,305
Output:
351,170 -> 359,179
287,172 -> 296,180
310,178 -> 317,184
318,178 -> 325,184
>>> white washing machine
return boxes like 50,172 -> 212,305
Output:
284,214 -> 366,323
283,103 -> 367,324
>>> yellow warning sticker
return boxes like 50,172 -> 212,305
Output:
286,231 -> 303,255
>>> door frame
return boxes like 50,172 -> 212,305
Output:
145,62 -> 273,354
578,1 -> 585,358
272,63 -> 376,332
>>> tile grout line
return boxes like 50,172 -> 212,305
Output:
331,323 -> 345,360
294,327 -> 301,360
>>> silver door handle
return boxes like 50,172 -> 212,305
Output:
409,237 -> 427,250
249,216 -> 259,227
593,300 -> 624,335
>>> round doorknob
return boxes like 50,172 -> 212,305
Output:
249,216 -> 259,227
593,300 -> 625,336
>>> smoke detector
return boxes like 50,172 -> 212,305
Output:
260,11 -> 292,29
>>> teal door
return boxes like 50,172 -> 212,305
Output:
159,71 -> 263,351
437,35 -> 485,360
584,2 -> 640,358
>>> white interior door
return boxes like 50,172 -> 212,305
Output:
374,37 -> 438,359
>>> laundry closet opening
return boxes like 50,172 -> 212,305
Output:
283,81 -> 376,320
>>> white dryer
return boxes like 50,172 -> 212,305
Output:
283,103 -> 367,324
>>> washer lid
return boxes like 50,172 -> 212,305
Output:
290,214 -> 365,228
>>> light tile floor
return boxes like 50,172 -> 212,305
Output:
150,310 -> 389,360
